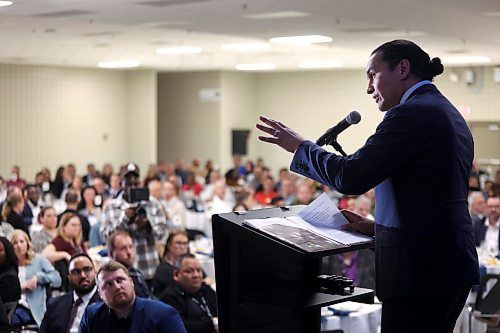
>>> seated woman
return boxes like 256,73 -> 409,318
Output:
9,230 -> 61,328
42,212 -> 85,291
153,230 -> 191,297
153,230 -> 212,297
1,193 -> 29,236
0,236 -> 21,304
31,207 -> 58,253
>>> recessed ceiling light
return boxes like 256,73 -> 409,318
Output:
156,46 -> 202,55
221,43 -> 269,52
236,63 -> 276,71
270,35 -> 332,46
298,61 -> 343,69
370,30 -> 428,38
442,56 -> 491,64
97,60 -> 141,69
242,11 -> 309,20
0,1 -> 13,6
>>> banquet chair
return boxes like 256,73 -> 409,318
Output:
469,274 -> 500,333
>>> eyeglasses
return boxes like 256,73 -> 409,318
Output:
70,266 -> 94,275
173,242 -> 189,248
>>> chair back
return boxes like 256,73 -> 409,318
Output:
3,302 -> 17,323
475,274 -> 500,315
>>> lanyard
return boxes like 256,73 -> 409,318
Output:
191,295 -> 213,319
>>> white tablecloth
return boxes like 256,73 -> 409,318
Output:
321,302 -> 381,333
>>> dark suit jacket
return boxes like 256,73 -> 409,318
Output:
292,84 -> 479,300
79,296 -> 186,333
473,216 -> 500,249
5,211 -> 29,236
159,283 -> 217,333
39,290 -> 100,333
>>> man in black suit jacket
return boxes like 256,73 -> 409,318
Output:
159,254 -> 217,333
257,40 -> 479,333
474,196 -> 500,252
39,253 -> 100,333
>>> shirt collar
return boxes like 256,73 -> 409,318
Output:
399,80 -> 433,104
73,285 -> 97,305
484,218 -> 500,228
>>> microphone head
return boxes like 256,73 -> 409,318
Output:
346,111 -> 361,125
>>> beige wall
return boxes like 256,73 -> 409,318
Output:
157,72 -> 222,167
0,64 -> 156,180
125,70 -> 158,175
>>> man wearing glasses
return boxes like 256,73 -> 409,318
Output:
40,253 -> 101,333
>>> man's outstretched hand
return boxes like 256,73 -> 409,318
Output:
256,115 -> 305,153
341,209 -> 375,236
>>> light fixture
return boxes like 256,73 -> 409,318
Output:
0,1 -> 13,6
270,35 -> 332,46
156,46 -> 202,55
242,11 -> 309,20
221,43 -> 269,52
442,56 -> 490,64
97,60 -> 141,69
298,61 -> 343,69
235,63 -> 276,71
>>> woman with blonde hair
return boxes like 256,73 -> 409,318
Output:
9,229 -> 61,328
42,212 -> 85,292
42,212 -> 86,263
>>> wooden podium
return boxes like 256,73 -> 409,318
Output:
212,206 -> 375,333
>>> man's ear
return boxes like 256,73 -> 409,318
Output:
399,59 -> 411,80
173,270 -> 180,282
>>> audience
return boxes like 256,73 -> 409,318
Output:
31,207 -> 59,253
0,159 -> 498,332
9,230 -> 61,328
153,230 -> 190,297
80,261 -> 186,333
108,230 -> 155,299
475,196 -> 499,255
6,165 -> 27,190
159,254 -> 217,333
40,253 -> 100,333
161,181 -> 188,229
43,212 -> 86,292
21,184 -> 42,230
59,190 -> 91,243
100,163 -> 168,285
1,191 -> 29,236
0,236 -> 21,304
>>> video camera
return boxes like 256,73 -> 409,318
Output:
127,187 -> 149,218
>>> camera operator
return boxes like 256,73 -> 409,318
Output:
100,163 -> 168,286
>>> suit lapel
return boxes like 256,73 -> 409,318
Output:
130,298 -> 145,333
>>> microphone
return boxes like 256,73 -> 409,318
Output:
316,111 -> 361,146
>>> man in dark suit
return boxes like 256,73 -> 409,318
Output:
257,39 -> 479,333
79,260 -> 186,333
474,196 -> 500,252
159,254 -> 217,333
39,253 -> 100,333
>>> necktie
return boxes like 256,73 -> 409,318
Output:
67,297 -> 83,333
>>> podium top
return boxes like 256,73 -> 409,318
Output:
213,205 -> 375,258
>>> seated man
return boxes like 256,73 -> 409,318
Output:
80,261 -> 186,333
108,230 -> 155,299
40,253 -> 100,333
159,254 -> 218,333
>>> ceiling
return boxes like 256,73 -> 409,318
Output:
0,0 -> 499,71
